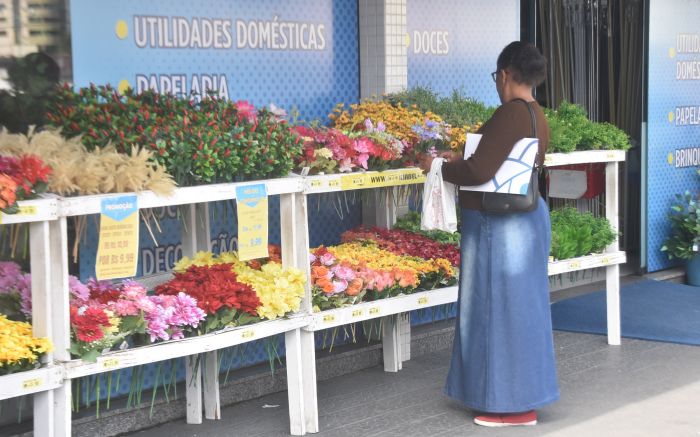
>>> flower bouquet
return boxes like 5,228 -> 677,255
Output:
0,314 -> 52,375
0,154 -> 51,214
171,247 -> 306,321
310,242 -> 455,311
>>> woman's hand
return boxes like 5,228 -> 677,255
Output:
439,151 -> 462,162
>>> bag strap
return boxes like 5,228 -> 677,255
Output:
512,97 -> 537,138
512,97 -> 539,168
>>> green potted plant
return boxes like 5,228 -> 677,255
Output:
661,190 -> 700,285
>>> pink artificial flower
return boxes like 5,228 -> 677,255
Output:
69,276 -> 90,302
0,262 -> 22,293
319,252 -> 336,267
338,158 -> 353,173
332,264 -> 356,281
17,274 -> 32,318
333,279 -> 348,294
234,100 -> 257,124
113,299 -> 139,316
309,253 -> 317,264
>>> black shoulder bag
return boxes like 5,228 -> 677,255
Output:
481,99 -> 541,214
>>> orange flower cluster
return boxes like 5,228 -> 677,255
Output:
0,174 -> 17,210
329,100 -> 442,145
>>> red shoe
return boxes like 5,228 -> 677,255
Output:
474,410 -> 537,427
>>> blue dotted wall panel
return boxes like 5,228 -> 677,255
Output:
407,0 -> 519,106
646,0 -> 700,272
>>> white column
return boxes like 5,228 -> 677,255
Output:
605,162 -> 621,345
180,203 -> 212,423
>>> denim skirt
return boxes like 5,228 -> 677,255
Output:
444,198 -> 559,412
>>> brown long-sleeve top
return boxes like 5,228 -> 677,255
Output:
441,99 -> 549,210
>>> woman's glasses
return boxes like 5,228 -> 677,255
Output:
491,71 -> 498,82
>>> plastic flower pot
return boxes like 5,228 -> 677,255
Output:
686,253 -> 700,286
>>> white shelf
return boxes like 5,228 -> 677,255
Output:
63,316 -> 310,379
0,198 -> 58,224
0,366 -> 63,401
548,251 -> 627,276
544,149 -> 626,167
58,177 -> 304,217
304,168 -> 425,194
308,286 -> 458,331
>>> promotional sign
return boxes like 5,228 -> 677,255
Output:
407,0 -> 519,106
71,0 -> 360,279
235,184 -> 269,261
95,195 -> 139,280
646,0 -> 700,271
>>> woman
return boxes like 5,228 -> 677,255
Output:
419,41 -> 559,427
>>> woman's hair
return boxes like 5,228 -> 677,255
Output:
497,41 -> 547,86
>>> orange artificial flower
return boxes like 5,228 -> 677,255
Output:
316,277 -> 335,294
311,265 -> 330,280
0,174 -> 18,209
345,278 -> 363,296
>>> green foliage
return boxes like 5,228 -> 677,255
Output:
0,53 -> 60,133
545,101 -> 631,152
550,207 -> 617,260
394,211 -> 461,244
46,84 -> 302,186
661,191 -> 700,260
385,86 -> 495,127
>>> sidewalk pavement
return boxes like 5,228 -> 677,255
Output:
128,330 -> 700,437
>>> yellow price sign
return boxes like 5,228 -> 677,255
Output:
241,329 -> 255,339
102,358 -> 120,369
351,309 -> 364,318
22,378 -> 43,389
17,205 -> 37,216
323,314 -> 336,323
568,261 -> 582,270
368,307 -> 380,315
418,296 -> 429,305
328,179 -> 341,188
601,256 -> 610,265
96,195 -> 139,280
340,174 -> 367,190
236,184 -> 269,261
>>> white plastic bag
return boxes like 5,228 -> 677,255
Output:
421,158 -> 458,232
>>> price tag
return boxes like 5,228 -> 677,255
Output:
351,309 -> 364,318
328,179 -> 341,188
22,378 -> 43,389
310,180 -> 324,189
568,260 -> 582,270
102,358 -> 120,369
241,329 -> 255,339
300,167 -> 310,177
544,155 -> 554,166
340,174 -> 367,190
95,195 -> 139,280
601,256 -> 610,265
368,307 -> 380,315
322,314 -> 336,323
606,152 -> 617,160
17,205 -> 37,216
418,296 -> 429,305
236,184 -> 269,261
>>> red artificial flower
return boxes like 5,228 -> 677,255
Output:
342,227 -> 460,266
71,306 -> 111,343
155,264 -> 260,316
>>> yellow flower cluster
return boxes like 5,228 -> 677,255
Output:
330,100 -> 441,144
0,315 -> 53,373
327,242 -> 452,278
174,251 -> 306,320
